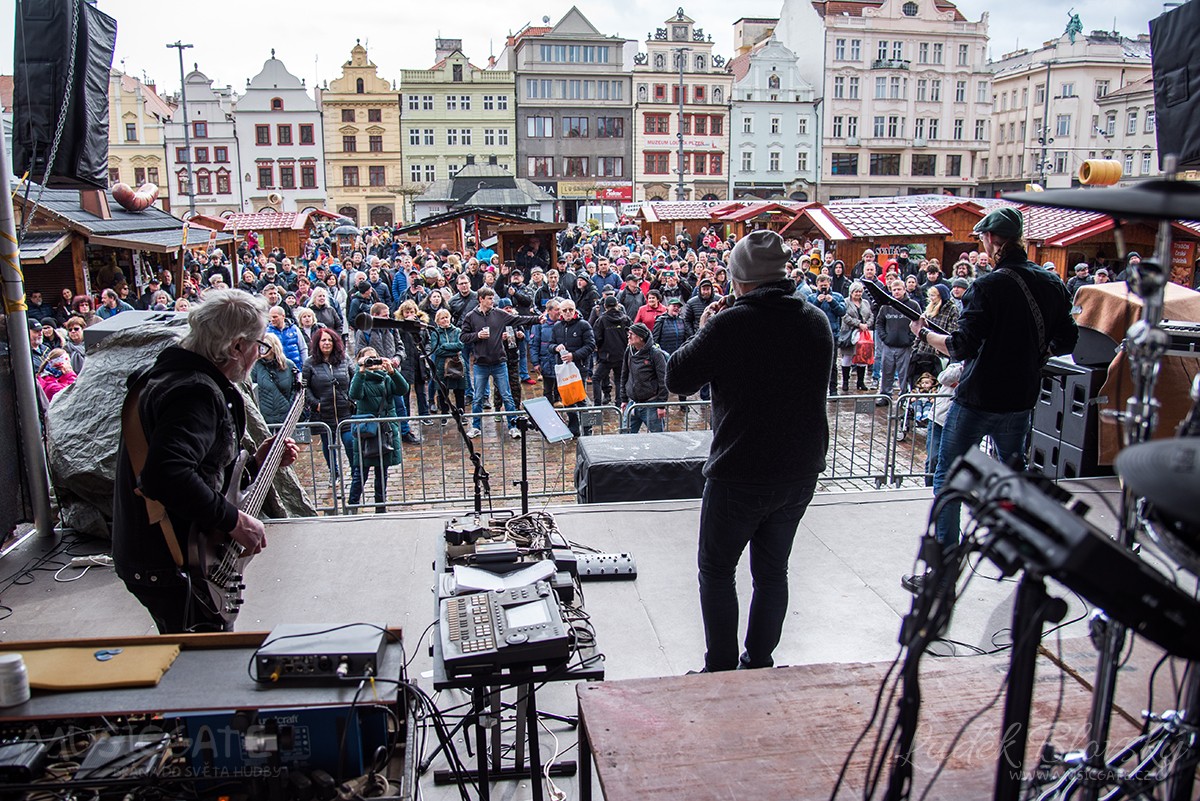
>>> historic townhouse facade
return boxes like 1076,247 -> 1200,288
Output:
1095,75 -> 1158,184
233,52 -> 327,213
318,42 -> 403,226
399,40 -> 517,199
106,70 -> 172,209
983,29 -> 1152,195
497,8 -> 634,221
163,66 -> 241,217
729,34 -> 820,200
631,9 -> 733,202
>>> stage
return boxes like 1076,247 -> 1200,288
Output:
1,478 -> 1185,799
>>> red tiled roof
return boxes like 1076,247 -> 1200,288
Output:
813,0 -> 966,21
825,201 -> 951,238
717,202 -> 808,223
218,211 -> 334,231
1018,205 -> 1106,242
1103,74 -> 1153,99
506,26 -> 553,47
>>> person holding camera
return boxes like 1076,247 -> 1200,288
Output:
807,273 -> 846,395
349,347 -> 408,514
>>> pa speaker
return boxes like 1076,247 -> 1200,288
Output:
13,0 -> 118,189
1150,0 -> 1200,170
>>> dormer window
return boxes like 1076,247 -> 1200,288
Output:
356,78 -> 364,93
903,2 -> 918,15
452,64 -> 463,82
270,97 -> 284,111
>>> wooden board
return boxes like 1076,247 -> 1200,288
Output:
578,654 -> 1140,801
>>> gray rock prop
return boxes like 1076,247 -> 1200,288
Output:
46,318 -> 315,540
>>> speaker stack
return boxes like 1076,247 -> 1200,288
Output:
1029,359 -> 1109,479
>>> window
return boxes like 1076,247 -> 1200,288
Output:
484,128 -> 496,146
1145,109 -> 1156,133
770,116 -> 781,134
1035,84 -> 1046,105
1105,112 -> 1116,136
409,129 -> 421,146
598,157 -> 623,177
369,165 -> 386,187
709,153 -> 722,175
710,115 -> 723,135
460,95 -> 472,110
214,146 -> 228,163
832,116 -> 844,138
958,44 -> 969,65
919,43 -> 930,64
1126,110 -> 1139,135
847,116 -> 859,137
877,40 -> 889,62
216,171 -> 231,193
890,77 -> 903,99
1142,151 -> 1153,174
498,129 -> 509,145
953,119 -> 964,140
799,117 -> 808,135
175,169 -> 187,194
299,124 -> 314,145
446,129 -> 459,146
833,76 -> 845,99
888,116 -> 903,137
849,77 -> 860,99
148,166 -> 159,185
597,117 -> 624,139
947,154 -> 962,176
257,165 -> 273,188
410,164 -> 422,183
483,95 -> 495,110
279,165 -> 295,189
915,118 -> 926,139
342,166 -> 359,186
694,85 -> 706,103
563,117 -> 588,138
1055,151 -> 1070,174
1093,80 -> 1109,99
452,64 -> 463,82
998,124 -> 1005,143
644,152 -> 669,174
369,135 -> 383,152
463,129 -> 473,146
766,151 -> 780,172
869,154 -> 901,175
341,109 -> 355,123
271,97 -> 284,110
424,129 -> 434,145
917,79 -> 927,102
408,95 -> 420,111
741,151 -> 754,171
797,151 -> 809,172
447,95 -> 458,111
653,84 -> 667,102
301,164 -> 316,188
977,81 -> 989,103
875,77 -> 887,99
194,147 -> 209,163
892,41 -> 903,60
496,95 -> 508,110
528,117 -> 554,138
831,153 -> 858,175
932,43 -> 943,63
850,39 -> 861,60
1060,82 -> 1076,98
1056,114 -> 1071,137
980,157 -> 988,177
874,116 -> 886,137
277,124 -> 292,145
193,121 -> 207,138
124,122 -> 137,142
694,115 -> 707,135
903,0 -> 918,13
255,125 -> 270,145
529,157 -> 554,177
195,170 -> 211,194
368,108 -> 382,122
343,135 -> 357,152
912,154 -> 937,176
742,116 -> 753,134
133,167 -> 145,185
423,164 -> 436,182
930,80 -> 941,101
422,95 -> 434,110
928,118 -> 938,139
955,80 -> 966,103
975,120 -> 987,140
835,38 -> 846,59
563,157 -> 589,177
1022,87 -> 1028,106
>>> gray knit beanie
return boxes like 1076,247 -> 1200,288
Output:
728,230 -> 791,285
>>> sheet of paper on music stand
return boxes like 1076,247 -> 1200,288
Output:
451,560 -> 556,593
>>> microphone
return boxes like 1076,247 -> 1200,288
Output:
354,313 -> 432,334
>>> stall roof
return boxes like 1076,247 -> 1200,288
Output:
89,225 -> 235,254
213,209 -> 341,232
825,201 -> 952,238
17,231 -> 72,264
715,202 -> 809,223
640,201 -> 740,222
394,207 -> 538,235
12,182 -> 186,236
778,205 -> 854,241
1019,206 -> 1108,243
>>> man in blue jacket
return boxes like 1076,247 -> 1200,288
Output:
806,273 -> 846,394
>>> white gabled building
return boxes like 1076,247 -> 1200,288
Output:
234,51 -> 327,213
163,65 -> 241,217
728,33 -> 820,201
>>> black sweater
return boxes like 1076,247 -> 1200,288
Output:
667,280 -> 832,484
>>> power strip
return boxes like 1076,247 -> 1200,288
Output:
68,554 -> 114,568
576,552 -> 637,581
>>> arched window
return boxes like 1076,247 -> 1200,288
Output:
701,193 -> 719,201
768,74 -> 780,89
270,97 -> 284,111
338,206 -> 359,223
648,195 -> 665,201
370,206 -> 392,226
356,78 -> 365,94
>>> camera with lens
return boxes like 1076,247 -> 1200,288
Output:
364,356 -> 384,369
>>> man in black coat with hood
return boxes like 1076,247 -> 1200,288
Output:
667,230 -> 831,673
592,295 -> 630,405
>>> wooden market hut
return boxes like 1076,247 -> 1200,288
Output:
189,209 -> 341,258
495,221 -> 568,273
13,182 -> 235,302
636,201 -> 738,246
393,207 -> 547,256
710,201 -> 808,240
779,200 -> 955,268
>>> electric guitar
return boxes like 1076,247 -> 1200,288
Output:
186,379 -> 306,626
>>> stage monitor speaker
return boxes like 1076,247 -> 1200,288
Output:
1150,1 -> 1200,170
13,0 -> 118,189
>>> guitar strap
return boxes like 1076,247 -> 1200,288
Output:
120,378 -> 186,568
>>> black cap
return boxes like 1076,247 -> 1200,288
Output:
629,322 -> 651,341
356,280 -> 372,293
604,295 -> 619,308
28,318 -> 42,330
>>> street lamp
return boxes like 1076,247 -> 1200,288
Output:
167,41 -> 195,215
673,47 -> 691,201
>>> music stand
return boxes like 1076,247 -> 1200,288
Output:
514,398 -> 574,514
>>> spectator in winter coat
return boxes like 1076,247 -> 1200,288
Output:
572,274 -> 600,322
308,287 -> 344,331
807,274 -> 847,394
268,305 -> 308,368
874,279 -> 921,404
592,296 -> 630,405
619,322 -> 668,433
634,290 -> 668,329
652,297 -> 694,357
303,327 -> 355,481
529,300 -> 562,403
617,277 -> 647,320
684,278 -> 717,328
550,299 -> 596,437
36,348 -> 77,401
252,333 -> 298,425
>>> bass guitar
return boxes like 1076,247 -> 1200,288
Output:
186,380 -> 306,626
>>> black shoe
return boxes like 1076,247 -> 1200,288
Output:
901,572 -> 930,594
401,432 -> 422,444
875,398 -> 889,407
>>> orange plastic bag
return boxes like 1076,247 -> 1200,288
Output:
555,361 -> 587,406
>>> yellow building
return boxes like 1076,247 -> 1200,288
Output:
318,42 -> 403,227
399,39 -> 517,215
106,70 -> 172,209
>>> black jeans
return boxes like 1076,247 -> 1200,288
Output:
697,475 -> 819,671
593,359 -> 623,405
125,578 -> 230,634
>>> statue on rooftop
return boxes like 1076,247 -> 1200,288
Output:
1065,9 -> 1083,44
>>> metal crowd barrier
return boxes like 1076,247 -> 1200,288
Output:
621,400 -> 711,433
268,421 -> 338,515
883,392 -> 955,487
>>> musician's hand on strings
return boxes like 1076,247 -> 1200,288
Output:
230,510 -> 266,554
909,315 -> 927,337
255,436 -> 299,470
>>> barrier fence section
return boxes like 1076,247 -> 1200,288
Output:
329,406 -> 623,513
269,421 -> 338,515
621,400 -> 711,434
884,392 -> 956,488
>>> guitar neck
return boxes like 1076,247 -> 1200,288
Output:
241,388 -> 306,518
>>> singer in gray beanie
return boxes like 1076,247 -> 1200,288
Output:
728,230 -> 791,285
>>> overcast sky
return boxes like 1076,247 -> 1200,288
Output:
2,0 -> 1162,98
